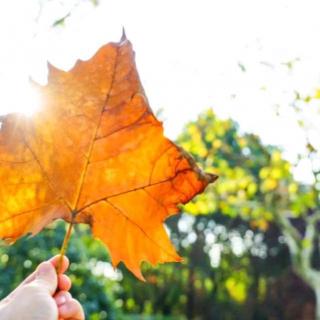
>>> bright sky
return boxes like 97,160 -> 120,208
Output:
0,0 -> 319,183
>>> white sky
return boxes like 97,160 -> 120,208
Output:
0,0 -> 319,182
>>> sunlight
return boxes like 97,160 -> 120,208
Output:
20,84 -> 41,117
0,81 -> 41,117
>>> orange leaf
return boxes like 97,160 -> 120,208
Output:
0,34 -> 217,279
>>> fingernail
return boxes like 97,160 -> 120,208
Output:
37,262 -> 52,276
56,295 -> 67,306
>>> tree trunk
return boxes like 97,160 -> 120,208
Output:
244,258 -> 259,319
302,273 -> 320,320
186,267 -> 195,320
314,287 -> 320,320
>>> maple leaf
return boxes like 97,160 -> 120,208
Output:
0,34 -> 217,279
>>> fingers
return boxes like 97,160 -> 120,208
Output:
32,256 -> 71,296
58,274 -> 72,292
59,299 -> 84,320
16,256 -> 70,296
54,258 -> 83,320
55,291 -> 85,320
5,255 -> 72,305
34,256 -> 71,296
18,255 -> 69,288
34,261 -> 58,295
49,255 -> 70,274
50,256 -> 72,292
55,290 -> 72,306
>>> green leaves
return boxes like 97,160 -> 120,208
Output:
178,109 -> 316,228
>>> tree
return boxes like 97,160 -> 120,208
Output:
271,89 -> 320,319
179,108 -> 320,319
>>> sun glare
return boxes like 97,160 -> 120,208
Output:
0,81 -> 41,118
20,84 -> 42,117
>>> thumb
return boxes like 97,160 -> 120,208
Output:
33,261 -> 58,295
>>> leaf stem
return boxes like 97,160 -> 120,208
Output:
57,212 -> 76,273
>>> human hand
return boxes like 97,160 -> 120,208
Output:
0,255 -> 85,320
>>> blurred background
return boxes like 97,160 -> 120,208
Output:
0,0 -> 320,319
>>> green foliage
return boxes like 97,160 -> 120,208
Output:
179,109 -> 317,224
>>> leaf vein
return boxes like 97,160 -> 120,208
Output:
73,46 -> 121,210
78,168 -> 193,213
